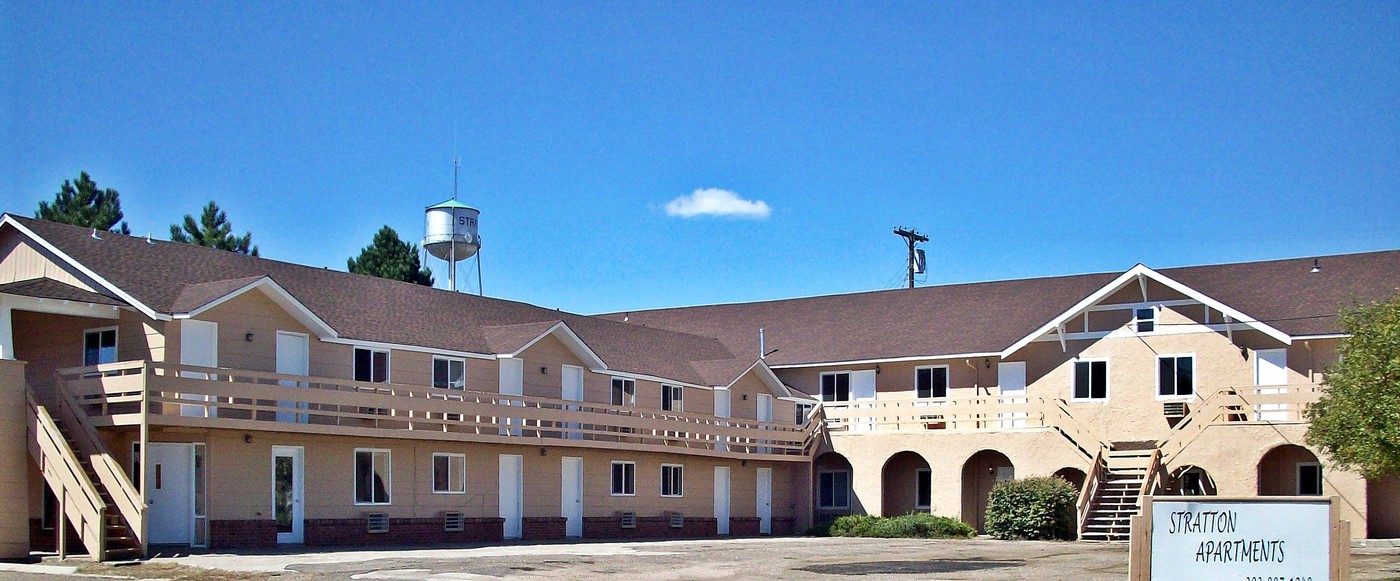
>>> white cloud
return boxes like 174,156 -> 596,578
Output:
663,188 -> 772,220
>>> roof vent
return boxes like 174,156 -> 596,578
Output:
1310,259 -> 1321,273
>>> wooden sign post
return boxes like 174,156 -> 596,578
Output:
1129,496 -> 1350,581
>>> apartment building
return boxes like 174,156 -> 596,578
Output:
1,212 -> 1396,560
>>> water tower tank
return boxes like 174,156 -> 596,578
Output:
423,199 -> 480,262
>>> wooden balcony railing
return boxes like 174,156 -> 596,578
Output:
821,394 -> 1050,433
1158,383 -> 1323,463
56,361 -> 816,461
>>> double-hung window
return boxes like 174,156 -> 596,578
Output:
1158,355 -> 1194,398
661,384 -> 683,412
820,372 -> 850,402
1134,307 -> 1157,333
610,461 -> 636,496
354,348 -> 389,383
84,327 -> 118,366
354,449 -> 391,505
611,378 -> 636,406
915,366 -> 948,398
660,464 -> 683,497
432,453 -> 465,494
1073,360 -> 1108,401
818,470 -> 851,509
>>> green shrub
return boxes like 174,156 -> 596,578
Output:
827,513 -> 975,539
803,518 -> 836,536
984,476 -> 1078,540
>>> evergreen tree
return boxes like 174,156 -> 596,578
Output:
1305,292 -> 1400,479
36,171 -> 131,234
169,201 -> 259,256
347,226 -> 435,286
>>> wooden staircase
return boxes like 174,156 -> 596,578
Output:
1079,446 -> 1161,541
55,417 -> 143,560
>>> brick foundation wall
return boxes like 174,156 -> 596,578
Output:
773,516 -> 796,535
583,516 -> 717,539
522,517 -> 566,540
209,520 -> 278,549
305,517 -> 503,547
729,516 -> 760,537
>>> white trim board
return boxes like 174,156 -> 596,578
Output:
175,276 -> 338,339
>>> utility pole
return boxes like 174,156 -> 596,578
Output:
893,227 -> 929,289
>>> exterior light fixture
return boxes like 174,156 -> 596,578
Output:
245,333 -> 254,342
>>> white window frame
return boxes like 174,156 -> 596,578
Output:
915,468 -> 931,510
353,347 -> 391,383
432,356 -> 466,390
1133,305 -> 1158,333
353,448 -> 392,505
611,378 -> 636,407
431,452 -> 466,495
795,403 -> 814,424
83,326 -> 119,366
610,461 -> 636,496
1071,358 -> 1110,402
661,384 -> 683,412
660,464 -> 684,497
819,371 -> 851,402
914,365 -> 949,399
1297,462 -> 1323,496
1156,353 -> 1196,401
818,470 -> 851,509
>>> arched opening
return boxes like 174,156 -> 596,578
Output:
1053,467 -> 1087,493
814,452 -> 857,517
881,451 -> 932,516
960,450 -> 1014,532
1258,444 -> 1324,496
1167,465 -> 1217,496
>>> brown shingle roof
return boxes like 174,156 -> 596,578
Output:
7,215 -> 733,384
604,251 -> 1400,366
0,277 -> 126,306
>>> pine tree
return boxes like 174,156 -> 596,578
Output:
36,171 -> 132,234
347,226 -> 435,286
169,201 -> 259,256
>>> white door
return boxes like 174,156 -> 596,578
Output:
562,365 -> 584,440
713,389 -> 731,452
561,457 -> 583,537
756,467 -> 772,534
850,370 -> 877,431
147,443 -> 194,545
714,466 -> 731,535
1256,349 -> 1288,386
499,358 -> 524,436
997,361 -> 1028,428
275,332 -> 310,423
272,446 -> 304,544
499,455 -> 523,539
756,394 -> 773,453
179,320 -> 218,417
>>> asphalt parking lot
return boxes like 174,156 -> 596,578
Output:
9,537 -> 1400,580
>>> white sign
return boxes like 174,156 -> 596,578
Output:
1150,499 -> 1331,581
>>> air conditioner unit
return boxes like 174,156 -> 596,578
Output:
366,512 -> 389,534
1163,402 -> 1187,419
617,511 -> 637,529
443,511 -> 465,532
667,512 -> 685,529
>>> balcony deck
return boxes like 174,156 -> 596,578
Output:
57,361 -> 820,462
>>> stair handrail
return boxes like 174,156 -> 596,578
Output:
1134,448 -> 1165,512
26,389 -> 108,560
1156,386 -> 1243,463
1049,398 -> 1107,461
1075,445 -> 1107,538
51,366 -> 146,557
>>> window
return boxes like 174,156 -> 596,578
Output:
818,470 -> 850,509
83,327 -> 117,365
820,372 -> 850,402
1297,463 -> 1323,496
432,453 -> 466,494
610,461 -> 636,496
354,348 -> 389,383
795,403 -> 814,424
1134,307 -> 1156,333
661,384 -> 683,412
1158,355 -> 1194,398
432,357 -> 465,390
915,469 -> 931,509
915,366 -> 948,398
611,378 -> 635,406
1073,360 -> 1108,401
660,464 -> 684,497
354,449 -> 391,505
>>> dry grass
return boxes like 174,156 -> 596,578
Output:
70,561 -> 301,580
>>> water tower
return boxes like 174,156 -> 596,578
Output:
422,198 -> 480,293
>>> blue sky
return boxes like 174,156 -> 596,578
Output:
4,2 -> 1397,314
